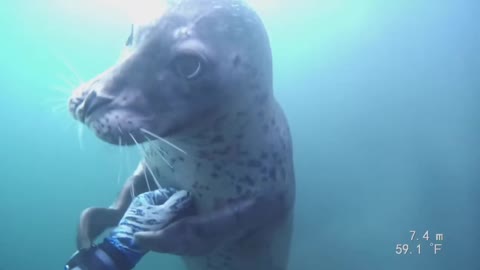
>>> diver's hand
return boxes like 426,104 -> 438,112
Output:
113,188 -> 194,252
76,188 -> 194,249
76,162 -> 155,249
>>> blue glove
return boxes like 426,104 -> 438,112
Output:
64,188 -> 194,270
106,188 -> 193,267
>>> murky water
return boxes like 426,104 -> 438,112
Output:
0,1 -> 478,269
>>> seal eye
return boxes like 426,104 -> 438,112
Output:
174,54 -> 203,80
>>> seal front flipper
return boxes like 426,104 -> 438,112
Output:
76,207 -> 123,249
134,189 -> 292,256
76,162 -> 158,249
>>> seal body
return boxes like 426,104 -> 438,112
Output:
144,99 -> 294,269
69,0 -> 295,269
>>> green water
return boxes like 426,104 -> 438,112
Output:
0,1 -> 479,269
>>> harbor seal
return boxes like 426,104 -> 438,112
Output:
69,0 -> 296,269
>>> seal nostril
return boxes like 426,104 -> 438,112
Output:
83,91 -> 113,119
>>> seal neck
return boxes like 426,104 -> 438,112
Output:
146,95 -> 278,160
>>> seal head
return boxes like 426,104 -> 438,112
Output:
69,0 -> 272,145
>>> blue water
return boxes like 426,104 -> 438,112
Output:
0,1 -> 479,269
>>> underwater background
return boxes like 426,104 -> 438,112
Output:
0,0 -> 479,269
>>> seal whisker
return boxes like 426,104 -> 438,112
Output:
140,128 -> 188,155
130,180 -> 135,199
141,134 -> 169,156
144,161 -> 162,189
45,96 -> 69,102
129,133 -> 162,189
43,97 -> 69,115
117,136 -> 124,185
150,144 -> 174,170
77,123 -> 85,151
125,135 -> 133,176
57,73 -> 79,89
143,135 -> 174,170
129,133 -> 146,156
142,134 -> 175,175
127,134 -> 138,200
64,63 -> 84,86
125,150 -> 134,191
44,88 -> 70,112
51,103 -> 68,113
49,85 -> 72,95
134,134 -> 153,191
116,125 -> 124,137
51,101 -> 67,108
43,98 -> 68,109
149,142 -> 168,156
142,166 -> 152,192
149,144 -> 168,158
62,120 -> 76,133
52,52 -> 85,85
117,125 -> 125,184
47,101 -> 68,111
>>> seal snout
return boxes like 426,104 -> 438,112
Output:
71,90 -> 113,123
